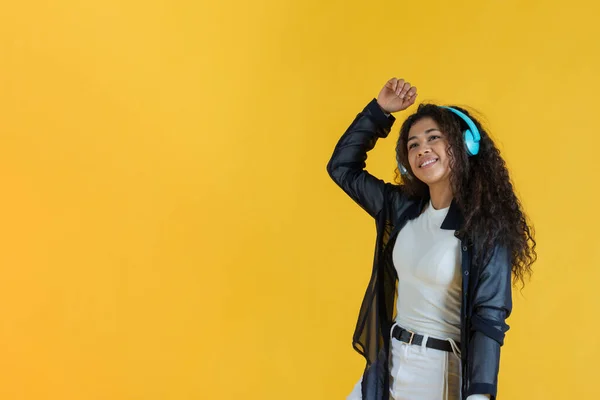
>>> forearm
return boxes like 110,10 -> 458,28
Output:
326,99 -> 395,218
326,99 -> 394,176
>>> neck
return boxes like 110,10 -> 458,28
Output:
428,182 -> 453,210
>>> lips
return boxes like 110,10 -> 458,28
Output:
419,157 -> 439,168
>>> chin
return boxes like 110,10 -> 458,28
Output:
414,172 -> 451,186
420,178 -> 444,186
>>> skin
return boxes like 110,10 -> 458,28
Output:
406,117 -> 454,210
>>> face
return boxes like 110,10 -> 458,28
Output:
406,117 -> 453,187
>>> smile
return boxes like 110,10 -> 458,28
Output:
419,158 -> 438,168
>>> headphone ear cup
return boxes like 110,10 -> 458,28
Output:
463,129 -> 480,156
398,162 -> 412,180
397,153 -> 406,174
397,153 -> 412,180
441,105 -> 481,157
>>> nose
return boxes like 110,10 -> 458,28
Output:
418,147 -> 432,157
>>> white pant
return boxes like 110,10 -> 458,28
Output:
347,323 -> 462,400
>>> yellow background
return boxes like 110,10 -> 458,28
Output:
1,0 -> 598,398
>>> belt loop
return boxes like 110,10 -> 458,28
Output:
446,338 -> 461,358
390,321 -> 398,340
421,334 -> 429,354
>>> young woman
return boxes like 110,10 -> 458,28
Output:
326,77 -> 537,400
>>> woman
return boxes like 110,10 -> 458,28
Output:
326,77 -> 536,400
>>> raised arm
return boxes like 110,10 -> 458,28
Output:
326,78 -> 417,218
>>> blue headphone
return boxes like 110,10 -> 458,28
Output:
398,106 -> 481,177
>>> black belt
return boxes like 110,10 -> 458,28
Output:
392,325 -> 460,353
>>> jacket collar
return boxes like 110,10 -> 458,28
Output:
407,192 -> 464,231
441,197 -> 464,231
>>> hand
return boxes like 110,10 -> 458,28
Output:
376,78 -> 417,113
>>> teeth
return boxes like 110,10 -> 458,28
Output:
420,159 -> 437,167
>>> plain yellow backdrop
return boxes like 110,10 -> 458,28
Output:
1,0 -> 599,399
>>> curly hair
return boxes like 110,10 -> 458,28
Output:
394,104 -> 537,288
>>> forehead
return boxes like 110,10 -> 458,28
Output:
408,117 -> 441,137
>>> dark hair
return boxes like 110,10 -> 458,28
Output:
394,103 -> 537,288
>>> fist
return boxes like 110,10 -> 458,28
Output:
377,78 -> 417,113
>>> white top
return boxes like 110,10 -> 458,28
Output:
392,199 -> 462,342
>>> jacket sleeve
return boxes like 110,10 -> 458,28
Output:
467,245 -> 513,399
326,98 -> 397,219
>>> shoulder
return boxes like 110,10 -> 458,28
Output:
383,183 -> 423,222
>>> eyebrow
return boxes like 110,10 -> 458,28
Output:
407,128 -> 442,143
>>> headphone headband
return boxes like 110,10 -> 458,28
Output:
439,106 -> 481,142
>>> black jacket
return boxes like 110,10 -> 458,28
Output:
326,99 -> 512,400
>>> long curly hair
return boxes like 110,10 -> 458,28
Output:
394,104 -> 537,288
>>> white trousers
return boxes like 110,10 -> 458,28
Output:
347,323 -> 462,400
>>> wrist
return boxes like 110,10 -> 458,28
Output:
376,101 -> 392,116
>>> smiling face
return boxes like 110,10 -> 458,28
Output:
406,117 -> 453,188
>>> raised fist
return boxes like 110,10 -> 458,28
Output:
377,78 -> 417,113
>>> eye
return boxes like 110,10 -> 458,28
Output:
429,135 -> 440,140
408,143 -> 418,149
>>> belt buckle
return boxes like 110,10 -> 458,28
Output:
405,329 -> 415,345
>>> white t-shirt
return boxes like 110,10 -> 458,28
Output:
392,199 -> 462,342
